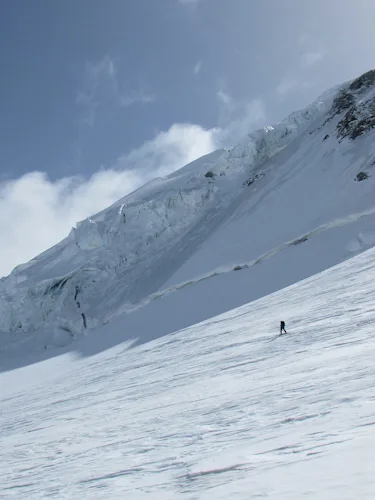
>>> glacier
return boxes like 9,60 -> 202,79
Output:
1,70 -> 375,356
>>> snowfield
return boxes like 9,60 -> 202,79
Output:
2,245 -> 375,499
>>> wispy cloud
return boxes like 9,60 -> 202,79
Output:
76,92 -> 98,128
297,34 -> 326,68
120,90 -> 155,108
275,36 -> 324,98
300,51 -> 325,68
276,76 -> 301,95
276,75 -> 313,96
217,89 -> 234,107
217,100 -> 265,147
77,56 -> 155,126
275,39 -> 325,98
193,60 -> 202,75
76,56 -> 116,126
216,86 -> 265,144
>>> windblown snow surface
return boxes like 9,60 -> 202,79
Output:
2,70 -> 375,355
2,245 -> 375,499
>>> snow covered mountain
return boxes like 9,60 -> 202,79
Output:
2,69 -> 375,351
2,237 -> 375,498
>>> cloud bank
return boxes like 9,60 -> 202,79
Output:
0,97 -> 264,277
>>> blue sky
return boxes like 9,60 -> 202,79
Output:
0,0 -> 374,275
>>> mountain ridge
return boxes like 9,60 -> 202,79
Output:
1,70 -> 375,347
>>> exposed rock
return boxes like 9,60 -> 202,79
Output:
233,264 -> 248,271
291,236 -> 308,246
355,171 -> 370,182
348,70 -> 375,91
337,103 -> 375,140
330,89 -> 355,118
243,172 -> 265,187
324,70 -> 375,141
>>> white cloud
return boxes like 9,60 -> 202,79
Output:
215,99 -> 265,147
217,89 -> 234,107
115,124 -> 216,176
0,124 -> 216,277
276,75 -> 312,96
216,87 -> 265,144
193,60 -> 202,75
297,35 -> 326,67
301,51 -> 325,68
77,56 -> 155,126
275,44 -> 324,98
0,90 -> 265,277
276,76 -> 300,95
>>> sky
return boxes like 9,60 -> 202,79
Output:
0,0 -> 374,277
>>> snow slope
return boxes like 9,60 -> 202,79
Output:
2,243 -> 375,499
2,70 -> 375,353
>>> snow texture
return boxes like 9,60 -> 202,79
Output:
2,246 -> 375,498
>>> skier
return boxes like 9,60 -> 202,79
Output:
280,320 -> 287,335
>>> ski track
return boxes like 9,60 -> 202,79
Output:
1,247 -> 375,499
